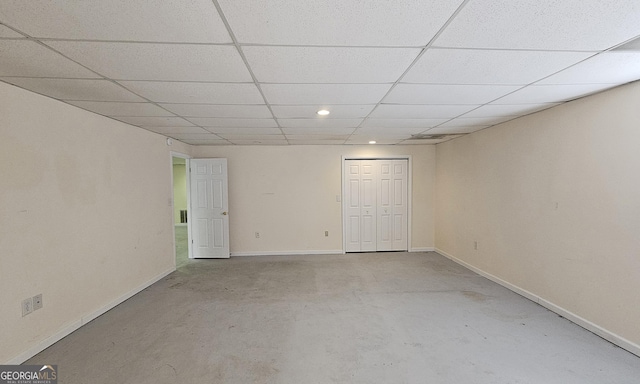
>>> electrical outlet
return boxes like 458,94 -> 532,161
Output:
325,231 -> 329,237
22,298 -> 33,317
255,232 -> 260,239
33,294 -> 43,311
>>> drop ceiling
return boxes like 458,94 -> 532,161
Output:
1,0 -> 640,146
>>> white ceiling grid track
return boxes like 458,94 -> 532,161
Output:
1,0 -> 640,146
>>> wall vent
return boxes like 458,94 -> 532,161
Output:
408,133 -> 457,140
613,36 -> 640,51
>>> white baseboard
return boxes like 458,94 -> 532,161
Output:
6,267 -> 175,365
231,250 -> 344,257
231,249 -> 435,256
410,247 -> 435,253
435,248 -> 640,358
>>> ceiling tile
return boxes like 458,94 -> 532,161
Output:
160,104 -> 272,118
114,116 -> 193,127
217,134 -> 285,141
48,42 -> 251,82
363,118 -> 447,128
204,127 -> 283,135
0,40 -> 99,78
281,127 -> 356,135
179,139 -> 229,145
66,101 -> 173,116
0,0 -> 231,43
401,138 -> 458,145
357,127 -> 430,135
350,129 -> 411,138
261,84 -> 391,105
346,136 -> 406,145
227,139 -> 289,145
168,133 -> 223,140
0,24 -> 23,38
271,105 -> 375,119
1,78 -> 144,101
493,84 -> 619,104
218,0 -> 466,46
2,1 -> 639,148
370,104 -> 478,118
278,119 -> 362,128
427,126 -> 489,134
385,84 -> 520,104
243,46 -> 420,83
287,140 -> 347,145
434,0 -> 640,50
403,48 -> 592,84
118,81 -> 264,104
186,118 -> 277,128
285,134 -> 350,141
461,103 -> 559,118
538,52 -> 640,85
145,126 -> 209,134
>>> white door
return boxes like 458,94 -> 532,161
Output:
378,161 -> 394,251
360,160 -> 377,252
345,160 -> 377,252
189,158 -> 230,258
344,159 -> 408,252
345,160 -> 362,252
377,160 -> 408,251
390,160 -> 408,250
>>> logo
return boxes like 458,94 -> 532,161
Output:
0,365 -> 57,384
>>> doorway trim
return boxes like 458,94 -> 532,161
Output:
341,155 -> 412,254
170,151 -> 191,266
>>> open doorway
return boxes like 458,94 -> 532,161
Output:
171,153 -> 190,268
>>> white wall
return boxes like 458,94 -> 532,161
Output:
0,81 -> 191,363
435,81 -> 640,352
192,145 -> 436,255
4,72 -> 637,361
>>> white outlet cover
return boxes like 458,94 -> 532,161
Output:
22,297 -> 33,316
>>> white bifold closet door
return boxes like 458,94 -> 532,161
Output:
345,159 -> 408,252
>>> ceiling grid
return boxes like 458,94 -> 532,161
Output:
0,0 -> 639,145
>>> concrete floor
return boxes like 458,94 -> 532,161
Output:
28,250 -> 640,383
174,225 -> 189,269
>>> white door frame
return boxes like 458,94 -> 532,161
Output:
170,151 -> 192,264
341,155 -> 412,253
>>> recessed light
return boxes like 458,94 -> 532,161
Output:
317,109 -> 330,116
369,141 -> 376,144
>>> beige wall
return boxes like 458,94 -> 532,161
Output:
192,145 -> 436,254
172,164 -> 187,224
0,81 -> 191,363
435,81 -> 640,350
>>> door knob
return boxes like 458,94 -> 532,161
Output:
222,211 -> 228,215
